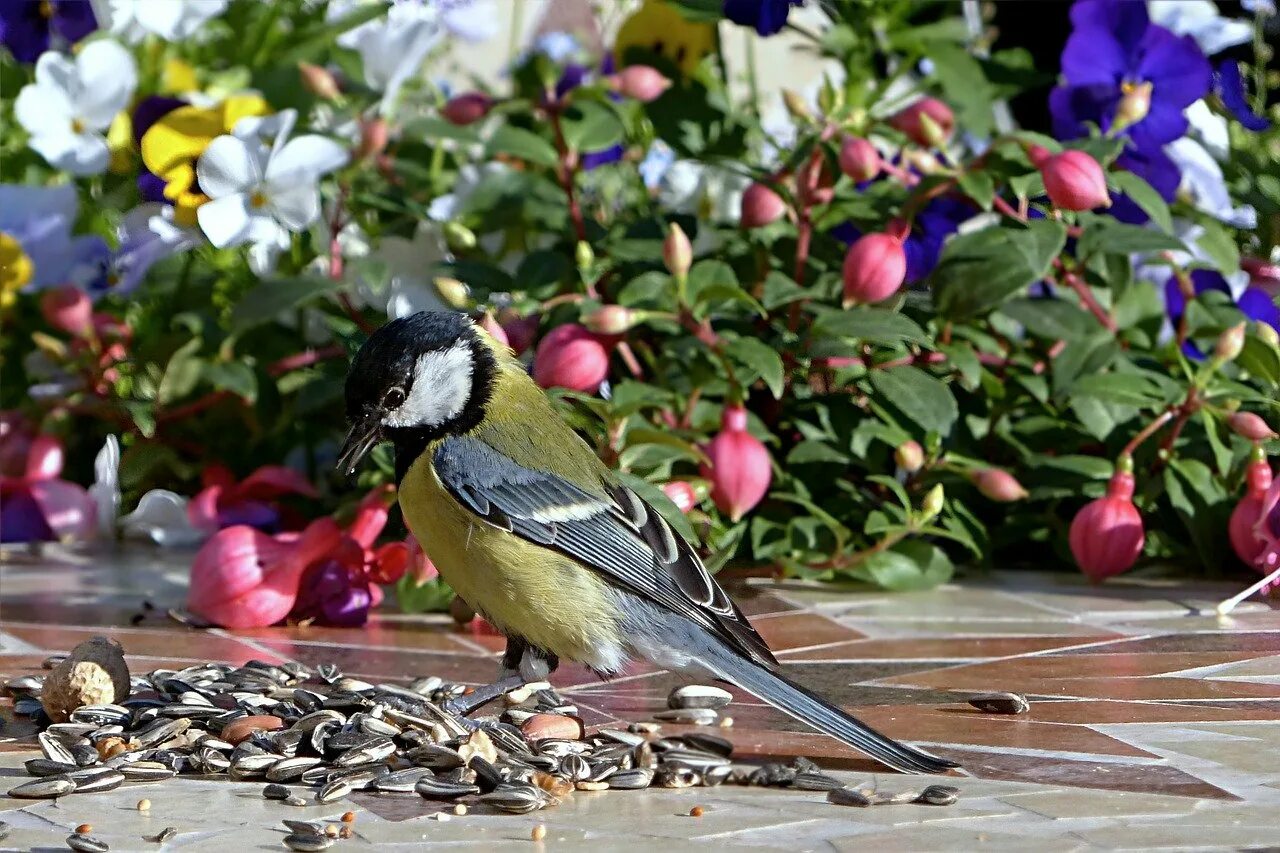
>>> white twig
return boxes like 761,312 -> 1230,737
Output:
1217,564 -> 1280,615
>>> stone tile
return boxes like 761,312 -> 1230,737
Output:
1074,821 -> 1280,849
3,623 -> 286,665
750,612 -> 864,651
999,788 -> 1199,819
829,823 -> 1090,853
782,635 -> 1114,661
837,617 -> 1111,638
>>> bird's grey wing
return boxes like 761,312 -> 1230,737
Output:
432,435 -> 778,668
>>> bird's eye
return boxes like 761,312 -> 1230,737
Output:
383,387 -> 406,408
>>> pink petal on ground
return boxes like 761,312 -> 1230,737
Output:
188,485 -> 224,532
26,435 -> 65,481
238,465 -> 319,499
28,479 -> 95,539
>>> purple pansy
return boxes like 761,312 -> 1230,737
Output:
0,0 -> 96,63
1164,269 -> 1279,358
834,195 -> 972,285
723,0 -> 803,36
293,560 -> 373,627
1215,61 -> 1271,131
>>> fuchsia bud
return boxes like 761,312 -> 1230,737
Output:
663,222 -> 692,279
1230,412 -> 1277,442
895,440 -> 924,473
356,117 -> 389,160
1243,258 -> 1280,295
842,232 -> 907,307
606,65 -> 671,102
700,405 -> 772,522
838,136 -> 880,182
40,287 -> 93,336
888,97 -> 954,147
740,182 -> 787,229
1032,148 -> 1111,211
970,468 -> 1028,502
479,311 -> 510,347
298,62 -> 341,100
662,481 -> 698,514
1230,457 -> 1273,566
499,311 -> 539,355
532,323 -> 610,393
441,92 -> 492,126
1216,323 -> 1247,362
583,305 -> 637,335
1069,470 -> 1145,582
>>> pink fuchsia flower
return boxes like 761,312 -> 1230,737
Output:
533,323 -> 610,393
373,534 -> 437,586
187,518 -> 341,629
498,310 -> 539,355
0,419 -> 95,544
740,182 -> 787,229
441,92 -> 492,126
1069,470 -> 1145,582
842,232 -> 907,306
888,97 -> 954,147
1243,258 -> 1280,296
1228,412 -> 1276,442
479,311 -> 510,347
662,480 -> 698,513
970,468 -> 1028,502
40,286 -> 93,337
606,65 -> 671,102
701,404 -> 772,522
838,136 -> 880,182
1230,456 -> 1273,568
663,223 -> 692,279
188,463 -> 318,534
1028,147 -> 1111,211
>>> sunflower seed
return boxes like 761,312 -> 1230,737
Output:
679,732 -> 734,757
66,833 -> 110,852
559,753 -> 591,782
917,784 -> 960,806
282,820 -> 324,835
147,827 -> 178,844
828,786 -> 873,807
317,778 -> 354,803
967,692 -> 1029,715
0,820 -> 8,841
868,789 -> 921,805
67,767 -> 126,793
702,764 -> 733,787
26,758 -> 79,777
5,674 -> 43,693
263,783 -> 292,800
478,783 -> 546,814
284,833 -> 334,851
791,771 -> 843,791
652,708 -> 717,725
334,736 -> 395,766
607,767 -> 654,790
407,744 -> 465,769
415,776 -> 481,799
372,767 -> 434,793
655,767 -> 700,788
267,756 -> 323,782
667,685 -> 733,710
119,762 -> 176,781
9,776 -> 76,798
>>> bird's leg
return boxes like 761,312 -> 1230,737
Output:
441,637 -> 558,718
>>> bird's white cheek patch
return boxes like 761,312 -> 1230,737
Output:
384,343 -> 473,428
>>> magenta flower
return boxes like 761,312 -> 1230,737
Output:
0,416 -> 95,543
188,463 -> 318,534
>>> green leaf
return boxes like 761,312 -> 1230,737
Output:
760,271 -> 809,309
395,576 -> 455,614
1109,172 -> 1173,232
932,220 -> 1067,319
1076,218 -> 1185,258
1238,336 -> 1280,387
787,440 -> 850,465
1069,372 -> 1166,407
272,3 -> 387,64
122,401 -> 156,439
724,337 -> 785,398
812,308 -> 928,346
695,283 -> 765,317
1196,220 -> 1241,278
956,169 -> 995,210
485,125 -> 559,169
869,366 -> 958,436
560,101 -> 625,152
686,259 -> 738,303
230,277 -> 343,334
851,539 -> 954,591
202,362 -> 258,402
1164,458 -> 1230,574
925,42 -> 995,138
1000,298 -> 1093,341
157,337 -> 203,406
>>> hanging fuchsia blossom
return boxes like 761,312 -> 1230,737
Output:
1069,469 -> 1145,581
701,405 -> 772,521
1230,457 -> 1273,568
533,324 -> 610,393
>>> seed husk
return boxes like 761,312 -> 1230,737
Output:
66,834 -> 110,852
791,771 -> 843,791
26,758 -> 79,777
119,762 -> 177,781
147,827 -> 177,844
828,786 -> 873,807
267,756 -> 323,782
867,789 -> 920,805
282,820 -> 324,835
667,685 -> 733,711
284,795 -> 309,807
478,783 -> 546,814
415,776 -> 481,799
9,776 -> 77,798
967,691 -> 1030,715
263,783 -> 292,800
317,778 -> 354,804
283,833 -> 334,852
917,784 -> 960,806
652,708 -> 717,725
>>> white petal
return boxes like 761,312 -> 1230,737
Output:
267,135 -> 349,181
31,131 -> 110,176
267,184 -> 321,231
73,40 -> 138,129
33,51 -> 82,101
196,193 -> 254,248
1185,100 -> 1229,161
88,435 -> 121,537
197,135 -> 263,198
120,489 -> 205,546
247,235 -> 287,276
442,0 -> 499,41
15,83 -> 74,138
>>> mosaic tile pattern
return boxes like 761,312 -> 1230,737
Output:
4,545 -> 1280,848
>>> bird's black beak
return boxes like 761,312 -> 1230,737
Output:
337,412 -> 382,476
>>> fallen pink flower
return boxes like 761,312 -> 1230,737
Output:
188,463 -> 318,534
0,421 -> 95,544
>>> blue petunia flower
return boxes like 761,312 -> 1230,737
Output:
1164,269 -> 1279,358
723,0 -> 803,36
0,0 -> 96,63
1215,61 -> 1271,131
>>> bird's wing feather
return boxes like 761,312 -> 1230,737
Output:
432,435 -> 778,668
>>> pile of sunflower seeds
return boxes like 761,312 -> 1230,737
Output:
5,657 -> 956,849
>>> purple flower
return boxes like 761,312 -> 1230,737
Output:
1050,0 -> 1210,154
1164,269 -> 1278,358
1108,145 -> 1182,223
0,0 -> 96,63
556,55 -> 623,171
293,560 -> 372,627
1215,61 -> 1271,131
723,0 -> 802,36
834,195 -> 972,285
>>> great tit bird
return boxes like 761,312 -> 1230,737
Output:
338,311 -> 958,774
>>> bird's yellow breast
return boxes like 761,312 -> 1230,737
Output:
398,448 -> 625,667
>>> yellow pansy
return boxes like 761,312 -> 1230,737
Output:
615,0 -> 716,77
107,111 -> 135,174
163,57 -> 200,94
140,94 -> 270,228
0,233 -> 34,309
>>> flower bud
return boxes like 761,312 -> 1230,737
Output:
575,240 -> 594,270
970,468 -> 1028,502
605,65 -> 671,102
40,286 -> 93,337
1069,471 -> 1144,581
356,117 -> 389,160
1230,412 -> 1276,442
498,310 -> 539,355
663,222 -> 692,279
781,88 -> 813,122
298,62 -> 341,100
1215,322 -> 1247,362
1230,457 -> 1273,566
479,311 -> 510,347
584,304 -> 637,335
838,136 -> 880,183
432,277 -> 469,308
700,405 -> 772,522
895,440 -> 924,473
740,182 -> 787,229
888,97 -> 954,147
1243,258 -> 1280,294
919,484 -> 945,522
1113,81 -> 1152,132
1039,150 -> 1110,211
441,92 -> 492,126
662,480 -> 698,513
442,222 -> 476,253
1256,320 -> 1280,349
842,232 -> 907,307
532,324 -> 610,393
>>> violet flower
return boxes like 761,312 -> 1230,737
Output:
0,0 -> 96,63
1215,61 -> 1271,131
1164,269 -> 1279,358
723,0 -> 803,36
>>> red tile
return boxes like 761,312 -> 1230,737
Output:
3,624 -> 285,665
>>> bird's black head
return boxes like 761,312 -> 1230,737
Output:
337,311 -> 497,476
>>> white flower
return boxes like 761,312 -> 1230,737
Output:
378,224 -> 454,318
15,40 -> 137,176
194,110 -> 348,261
87,436 -> 205,546
1242,0 -> 1276,15
1148,1 -> 1253,55
88,436 -> 122,538
97,0 -> 229,42
1184,100 -> 1229,161
1165,138 -> 1258,229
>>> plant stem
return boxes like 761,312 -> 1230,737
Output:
1120,408 -> 1175,459
548,109 -> 587,242
1062,270 -> 1116,332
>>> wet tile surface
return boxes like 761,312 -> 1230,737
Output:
4,548 -> 1280,848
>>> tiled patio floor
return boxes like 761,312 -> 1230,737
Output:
4,546 -> 1280,849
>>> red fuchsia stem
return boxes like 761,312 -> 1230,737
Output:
547,108 -> 588,243
1120,408 -> 1176,459
1173,269 -> 1195,348
1058,266 -> 1117,332
615,341 -> 644,378
879,160 -> 920,188
991,194 -> 1026,223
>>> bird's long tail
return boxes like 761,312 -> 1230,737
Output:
708,653 -> 960,774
